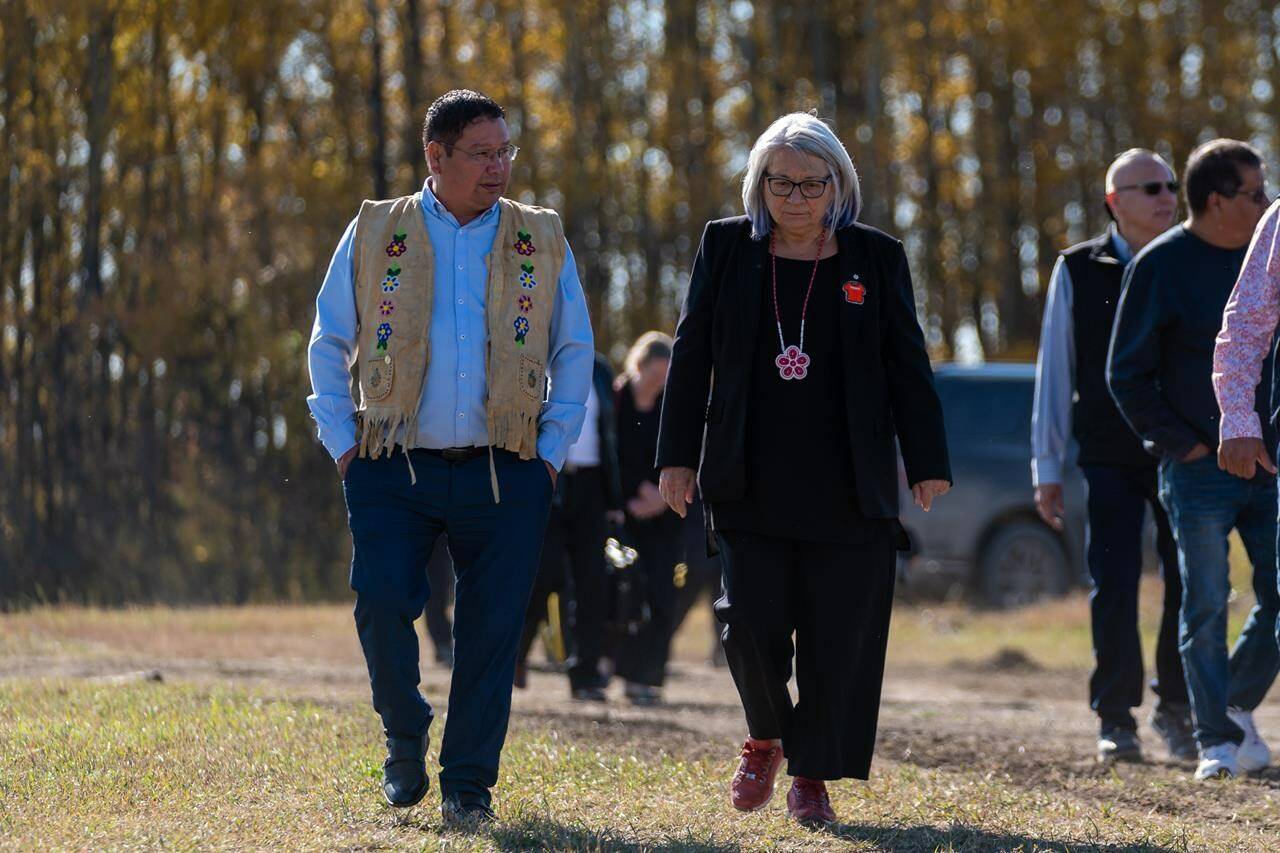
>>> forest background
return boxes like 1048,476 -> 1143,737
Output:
4,0 -> 1278,604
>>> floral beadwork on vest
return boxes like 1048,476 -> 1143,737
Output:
385,231 -> 407,257
519,262 -> 537,289
382,264 -> 402,292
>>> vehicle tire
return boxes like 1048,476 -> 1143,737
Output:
976,520 -> 1072,608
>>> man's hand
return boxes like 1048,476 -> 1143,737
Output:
1180,443 -> 1213,463
911,479 -> 950,512
337,445 -> 359,479
1034,483 -> 1065,531
1218,436 -> 1277,480
544,459 -> 558,489
658,466 -> 697,518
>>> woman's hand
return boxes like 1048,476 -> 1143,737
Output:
912,479 -> 950,512
658,466 -> 697,518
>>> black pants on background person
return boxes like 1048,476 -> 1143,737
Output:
714,527 -> 897,780
670,498 -> 723,659
1081,464 -> 1188,729
615,514 -> 683,687
517,465 -> 610,690
424,540 -> 455,666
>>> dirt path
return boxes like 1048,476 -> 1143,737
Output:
7,611 -> 1280,842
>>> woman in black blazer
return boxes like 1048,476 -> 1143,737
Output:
656,113 -> 951,825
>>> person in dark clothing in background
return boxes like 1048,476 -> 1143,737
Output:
1032,148 -> 1191,764
670,494 -> 726,666
615,331 -> 682,707
424,540 -> 455,668
515,352 -> 624,700
657,113 -> 950,825
1108,138 -> 1279,781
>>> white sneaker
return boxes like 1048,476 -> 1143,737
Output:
1194,742 -> 1239,780
1227,706 -> 1272,772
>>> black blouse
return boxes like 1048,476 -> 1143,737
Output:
712,254 -> 892,544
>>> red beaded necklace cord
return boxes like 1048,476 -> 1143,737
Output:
769,228 -> 827,381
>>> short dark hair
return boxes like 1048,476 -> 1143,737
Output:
422,90 -> 505,154
1184,139 -> 1263,215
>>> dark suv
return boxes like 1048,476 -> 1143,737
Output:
897,363 -> 1090,607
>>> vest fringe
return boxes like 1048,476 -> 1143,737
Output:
358,410 -> 414,460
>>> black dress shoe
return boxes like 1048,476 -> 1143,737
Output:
571,686 -> 608,702
441,793 -> 496,828
382,733 -> 429,808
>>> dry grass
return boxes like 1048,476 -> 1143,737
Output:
2,539 -> 1277,851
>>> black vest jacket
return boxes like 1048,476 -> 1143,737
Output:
1062,231 -> 1153,468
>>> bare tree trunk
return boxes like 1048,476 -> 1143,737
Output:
80,6 -> 115,304
367,0 -> 389,197
401,0 -> 425,182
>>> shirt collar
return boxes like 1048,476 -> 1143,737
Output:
1109,223 -> 1133,264
420,178 -> 501,229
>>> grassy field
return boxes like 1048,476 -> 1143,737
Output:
3,568 -> 1279,851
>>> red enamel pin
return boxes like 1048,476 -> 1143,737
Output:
842,278 -> 866,305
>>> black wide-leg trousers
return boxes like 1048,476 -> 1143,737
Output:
714,528 -> 897,780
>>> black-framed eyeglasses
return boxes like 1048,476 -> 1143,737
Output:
1219,184 -> 1271,206
764,174 -> 831,199
442,143 -> 520,164
1113,180 -> 1180,196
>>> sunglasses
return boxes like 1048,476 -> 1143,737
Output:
1113,181 -> 1180,196
1219,184 -> 1271,206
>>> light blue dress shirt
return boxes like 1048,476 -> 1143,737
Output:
1031,225 -> 1132,485
306,179 -> 594,471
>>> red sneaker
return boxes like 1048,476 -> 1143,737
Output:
787,777 -> 837,825
730,738 -> 784,811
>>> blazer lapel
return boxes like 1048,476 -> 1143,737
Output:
729,227 -> 768,379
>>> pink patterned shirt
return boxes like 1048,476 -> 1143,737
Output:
1213,200 -> 1280,441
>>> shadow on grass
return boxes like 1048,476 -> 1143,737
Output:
453,813 -> 742,852
824,821 -> 1187,852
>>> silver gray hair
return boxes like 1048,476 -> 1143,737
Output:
742,112 -> 861,240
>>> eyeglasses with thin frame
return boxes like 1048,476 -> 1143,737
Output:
1113,180 -> 1180,196
1219,183 -> 1271,206
764,174 -> 831,200
442,143 -> 520,164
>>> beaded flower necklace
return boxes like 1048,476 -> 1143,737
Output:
769,228 -> 827,381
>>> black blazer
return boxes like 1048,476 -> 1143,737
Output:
656,216 -> 951,519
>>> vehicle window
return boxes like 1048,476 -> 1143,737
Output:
935,377 -> 1033,438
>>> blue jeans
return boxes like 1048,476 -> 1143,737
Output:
343,448 -> 553,805
1159,454 -> 1280,749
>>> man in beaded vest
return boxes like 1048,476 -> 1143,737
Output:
307,90 -> 593,823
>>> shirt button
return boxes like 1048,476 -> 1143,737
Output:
459,334 -> 466,340
457,298 -> 464,305
459,372 -> 467,379
457,264 -> 464,271
458,412 -> 465,419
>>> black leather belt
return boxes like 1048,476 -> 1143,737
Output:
424,446 -> 488,463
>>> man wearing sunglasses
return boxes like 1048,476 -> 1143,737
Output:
1109,139 -> 1279,781
1033,149 -> 1189,766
